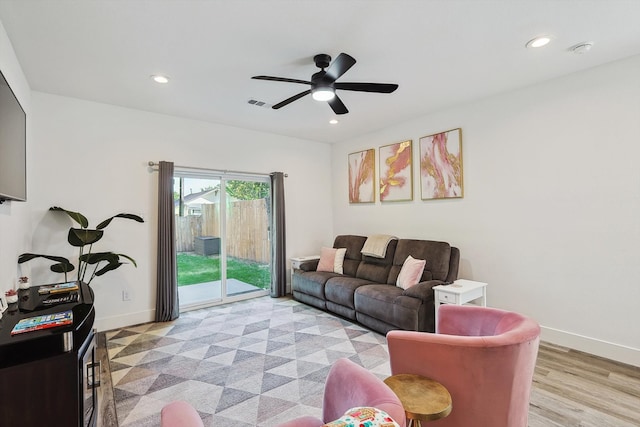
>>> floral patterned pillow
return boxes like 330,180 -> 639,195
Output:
322,407 -> 399,427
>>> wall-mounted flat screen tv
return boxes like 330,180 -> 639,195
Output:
0,67 -> 26,202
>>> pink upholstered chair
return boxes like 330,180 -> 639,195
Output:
160,358 -> 406,427
387,304 -> 540,427
161,401 -> 204,427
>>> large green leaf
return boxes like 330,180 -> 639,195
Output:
95,262 -> 123,276
80,252 -> 119,264
18,253 -> 72,265
117,253 -> 138,267
68,228 -> 103,246
96,213 -> 144,230
17,253 -> 75,274
51,262 -> 76,274
50,206 -> 89,228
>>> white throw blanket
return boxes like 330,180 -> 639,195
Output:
361,234 -> 397,258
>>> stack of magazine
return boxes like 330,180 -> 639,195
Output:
38,282 -> 79,295
11,310 -> 73,335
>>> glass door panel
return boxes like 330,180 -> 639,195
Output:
175,175 -> 223,306
224,179 -> 271,298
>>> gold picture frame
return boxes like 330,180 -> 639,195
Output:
379,140 -> 413,202
419,128 -> 463,200
348,149 -> 375,203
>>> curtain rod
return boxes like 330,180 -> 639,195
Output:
147,161 -> 287,178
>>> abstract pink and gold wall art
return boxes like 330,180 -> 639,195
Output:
379,140 -> 413,202
419,128 -> 463,200
348,149 -> 375,203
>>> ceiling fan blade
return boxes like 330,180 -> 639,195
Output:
328,95 -> 349,115
272,90 -> 312,109
252,75 -> 312,85
335,82 -> 399,93
323,53 -> 356,82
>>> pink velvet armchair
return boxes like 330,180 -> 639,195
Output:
387,304 -> 540,427
161,358 -> 406,427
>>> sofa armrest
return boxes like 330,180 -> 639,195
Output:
401,280 -> 443,301
299,259 -> 320,271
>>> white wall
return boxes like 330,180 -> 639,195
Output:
0,19 -> 32,296
28,92 -> 334,331
331,55 -> 640,367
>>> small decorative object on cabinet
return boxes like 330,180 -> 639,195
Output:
18,276 -> 30,289
4,289 -> 18,304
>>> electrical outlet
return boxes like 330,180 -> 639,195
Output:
122,290 -> 131,301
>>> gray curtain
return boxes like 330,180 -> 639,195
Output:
270,172 -> 287,297
156,161 -> 179,321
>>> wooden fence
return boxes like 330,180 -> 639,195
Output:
175,199 -> 270,263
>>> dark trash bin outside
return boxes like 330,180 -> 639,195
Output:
195,236 -> 220,256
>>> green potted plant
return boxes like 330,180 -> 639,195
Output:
18,206 -> 144,285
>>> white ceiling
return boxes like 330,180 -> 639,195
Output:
1,0 -> 639,144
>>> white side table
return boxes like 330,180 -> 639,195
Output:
433,279 -> 488,325
290,256 -> 320,291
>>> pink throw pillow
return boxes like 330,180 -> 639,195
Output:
317,247 -> 338,272
396,255 -> 426,290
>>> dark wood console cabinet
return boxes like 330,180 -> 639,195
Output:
0,282 -> 97,427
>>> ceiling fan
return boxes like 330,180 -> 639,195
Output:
251,53 -> 399,115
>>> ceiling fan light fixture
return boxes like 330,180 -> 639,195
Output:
311,88 -> 335,101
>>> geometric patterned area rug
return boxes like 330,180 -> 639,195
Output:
107,296 -> 392,426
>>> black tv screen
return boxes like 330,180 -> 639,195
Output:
0,68 -> 26,202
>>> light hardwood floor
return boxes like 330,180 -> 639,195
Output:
96,335 -> 639,427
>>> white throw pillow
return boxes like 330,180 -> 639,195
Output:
334,248 -> 347,274
396,255 -> 426,290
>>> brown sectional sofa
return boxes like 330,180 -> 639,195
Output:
291,235 -> 460,334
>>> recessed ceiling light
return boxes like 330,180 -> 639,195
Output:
329,119 -> 339,125
151,75 -> 169,84
526,36 -> 552,49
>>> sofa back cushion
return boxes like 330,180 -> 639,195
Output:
388,239 -> 452,284
356,239 -> 398,283
333,235 -> 367,277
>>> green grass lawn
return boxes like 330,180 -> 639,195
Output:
177,252 -> 270,290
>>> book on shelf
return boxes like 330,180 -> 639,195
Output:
38,282 -> 79,295
11,310 -> 74,335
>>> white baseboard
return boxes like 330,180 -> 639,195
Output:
541,325 -> 640,368
94,309 -> 155,332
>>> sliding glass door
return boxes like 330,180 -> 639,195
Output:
174,172 -> 270,309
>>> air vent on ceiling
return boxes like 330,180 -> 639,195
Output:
248,99 -> 271,108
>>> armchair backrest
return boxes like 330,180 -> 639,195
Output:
322,358 -> 406,426
387,305 -> 540,427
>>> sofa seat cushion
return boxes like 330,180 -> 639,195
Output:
325,276 -> 376,309
293,271 -> 342,299
354,285 -> 424,331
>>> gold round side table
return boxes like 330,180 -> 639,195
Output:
384,373 -> 452,426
